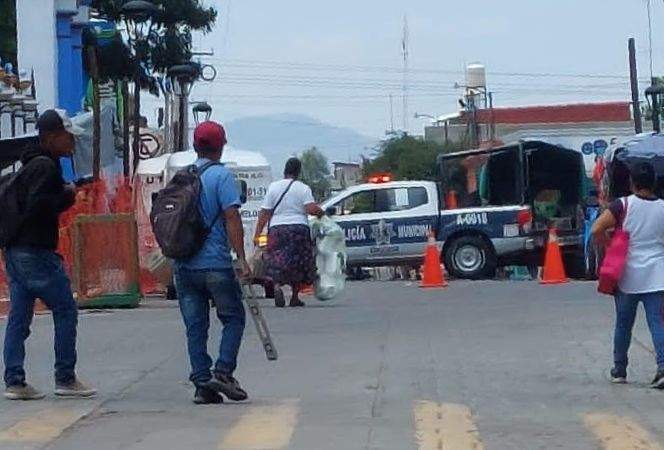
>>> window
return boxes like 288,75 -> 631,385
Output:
334,187 -> 428,215
375,187 -> 428,212
335,191 -> 375,215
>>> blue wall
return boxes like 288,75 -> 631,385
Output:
56,13 -> 84,116
56,12 -> 85,181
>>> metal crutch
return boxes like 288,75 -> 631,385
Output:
240,281 -> 278,361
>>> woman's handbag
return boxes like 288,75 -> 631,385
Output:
266,180 -> 295,244
598,197 -> 630,295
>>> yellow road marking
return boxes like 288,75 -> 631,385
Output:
584,413 -> 664,450
413,401 -> 484,450
219,399 -> 299,450
0,408 -> 82,443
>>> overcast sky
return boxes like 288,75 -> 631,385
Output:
182,0 -> 663,138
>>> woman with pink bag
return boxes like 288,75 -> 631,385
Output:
592,162 -> 664,388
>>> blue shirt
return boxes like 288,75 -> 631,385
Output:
176,158 -> 241,270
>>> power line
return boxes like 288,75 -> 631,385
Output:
203,74 -> 631,94
203,57 -> 638,80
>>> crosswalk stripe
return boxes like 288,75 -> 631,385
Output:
413,401 -> 484,450
0,408 -> 82,444
584,413 -> 663,450
219,399 -> 299,450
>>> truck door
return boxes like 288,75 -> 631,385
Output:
329,185 -> 437,265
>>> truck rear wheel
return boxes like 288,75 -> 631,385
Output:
444,236 -> 497,280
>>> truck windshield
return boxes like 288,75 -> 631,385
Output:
439,148 -> 521,209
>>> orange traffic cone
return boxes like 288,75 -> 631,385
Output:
540,227 -> 569,285
420,232 -> 448,289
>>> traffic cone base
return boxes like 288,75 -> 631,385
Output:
420,232 -> 448,289
540,227 -> 569,285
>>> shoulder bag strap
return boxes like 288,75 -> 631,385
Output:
616,197 -> 629,230
619,196 -> 629,229
193,161 -> 224,229
267,180 -> 296,230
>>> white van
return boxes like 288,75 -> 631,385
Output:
135,147 -> 272,296
137,146 -> 272,252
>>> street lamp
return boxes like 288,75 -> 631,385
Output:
167,63 -> 200,97
121,1 -> 159,43
168,63 -> 200,152
120,0 -> 158,176
192,101 -> 212,125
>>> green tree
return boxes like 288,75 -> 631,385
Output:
300,147 -> 331,201
363,135 -> 467,182
90,0 -> 217,90
0,0 -> 17,67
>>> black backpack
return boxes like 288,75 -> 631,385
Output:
150,162 -> 221,259
0,172 -> 25,249
0,156 -> 50,249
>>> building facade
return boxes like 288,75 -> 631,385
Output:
425,102 -> 639,176
16,0 -> 91,114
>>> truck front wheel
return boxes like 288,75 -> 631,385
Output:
444,236 -> 497,280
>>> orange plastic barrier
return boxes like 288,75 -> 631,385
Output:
0,177 -> 146,306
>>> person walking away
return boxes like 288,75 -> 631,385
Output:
592,162 -> 664,388
253,158 -> 324,307
2,109 -> 96,400
173,121 -> 252,405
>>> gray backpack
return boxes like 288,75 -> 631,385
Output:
150,162 -> 220,259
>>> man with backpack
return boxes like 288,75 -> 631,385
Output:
2,109 -> 96,400
152,121 -> 250,404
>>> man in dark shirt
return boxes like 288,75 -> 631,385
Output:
3,109 -> 96,400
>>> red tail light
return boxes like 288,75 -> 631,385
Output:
517,209 -> 533,232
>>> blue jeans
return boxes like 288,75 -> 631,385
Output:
3,247 -> 78,387
174,268 -> 245,385
614,291 -> 664,371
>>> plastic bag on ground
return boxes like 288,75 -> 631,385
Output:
310,216 -> 347,301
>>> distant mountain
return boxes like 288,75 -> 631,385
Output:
224,113 -> 377,172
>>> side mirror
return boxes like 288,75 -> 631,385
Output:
236,180 -> 248,205
325,206 -> 336,216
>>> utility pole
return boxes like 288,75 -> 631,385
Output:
650,78 -> 661,133
87,47 -> 101,180
628,38 -> 643,134
389,94 -> 395,134
401,15 -> 409,133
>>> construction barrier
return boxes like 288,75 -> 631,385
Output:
70,213 -> 141,308
0,177 -> 143,310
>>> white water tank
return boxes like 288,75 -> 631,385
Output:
466,63 -> 487,89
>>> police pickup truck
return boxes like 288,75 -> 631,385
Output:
321,141 -> 586,279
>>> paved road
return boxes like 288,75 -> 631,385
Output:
0,281 -> 663,450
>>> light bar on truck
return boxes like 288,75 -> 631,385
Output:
368,173 -> 392,183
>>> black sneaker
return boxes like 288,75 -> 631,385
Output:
210,373 -> 248,401
193,384 -> 223,405
610,367 -> 627,384
274,288 -> 285,308
650,371 -> 664,389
